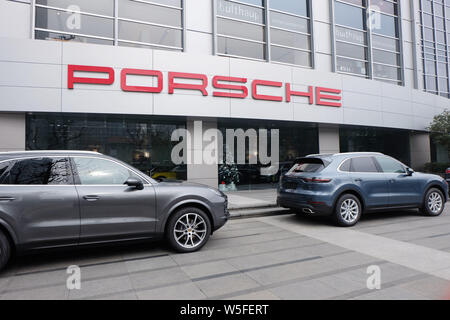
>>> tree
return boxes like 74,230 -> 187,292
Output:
428,110 -> 450,161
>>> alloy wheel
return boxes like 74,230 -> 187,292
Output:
340,199 -> 359,223
173,213 -> 207,249
428,192 -> 443,214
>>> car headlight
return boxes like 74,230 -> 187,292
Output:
209,188 -> 225,197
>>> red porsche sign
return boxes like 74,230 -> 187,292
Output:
68,64 -> 342,107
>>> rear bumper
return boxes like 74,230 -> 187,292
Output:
277,192 -> 334,216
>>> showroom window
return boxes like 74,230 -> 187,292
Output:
339,125 -> 411,166
217,119 -> 319,191
33,0 -> 184,51
214,0 -> 313,67
332,0 -> 403,85
419,0 -> 450,98
26,113 -> 187,181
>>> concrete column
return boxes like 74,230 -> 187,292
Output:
0,113 -> 26,152
410,131 -> 431,170
318,124 -> 340,154
186,118 -> 218,188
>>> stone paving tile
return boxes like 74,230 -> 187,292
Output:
137,282 -> 206,300
195,273 -> 261,298
225,290 -> 281,300
226,246 -> 320,271
5,268 -> 67,291
396,276 -> 450,299
69,275 -> 133,300
0,284 -> 69,300
243,256 -> 347,286
269,278 -> 345,300
181,260 -> 239,279
125,255 -> 177,273
129,267 -> 191,291
351,286 -> 431,300
411,234 -> 450,250
95,292 -> 138,300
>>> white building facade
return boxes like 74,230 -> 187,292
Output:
0,0 -> 449,190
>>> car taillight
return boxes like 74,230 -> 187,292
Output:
446,169 -> 450,174
302,178 -> 332,183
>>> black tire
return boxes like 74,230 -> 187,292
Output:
420,188 -> 445,217
333,194 -> 362,227
0,229 -> 11,272
166,207 -> 211,253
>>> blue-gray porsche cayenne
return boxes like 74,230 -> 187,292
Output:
278,152 -> 448,227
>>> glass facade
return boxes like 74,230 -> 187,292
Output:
340,125 -> 411,165
215,0 -> 312,67
217,119 -> 319,190
26,113 -> 187,180
333,0 -> 403,85
419,0 -> 450,98
34,0 -> 184,51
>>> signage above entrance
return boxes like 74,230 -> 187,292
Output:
68,65 -> 342,107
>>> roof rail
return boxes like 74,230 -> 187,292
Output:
0,150 -> 102,155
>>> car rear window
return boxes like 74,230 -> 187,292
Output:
287,158 -> 326,174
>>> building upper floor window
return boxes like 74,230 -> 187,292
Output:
34,0 -> 184,51
215,0 -> 312,67
419,0 -> 450,98
333,0 -> 403,85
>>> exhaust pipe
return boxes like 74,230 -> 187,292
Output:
302,208 -> 314,214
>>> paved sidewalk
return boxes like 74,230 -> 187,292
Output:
2,207 -> 450,300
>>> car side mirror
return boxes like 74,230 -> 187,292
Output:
125,178 -> 144,190
406,168 -> 414,176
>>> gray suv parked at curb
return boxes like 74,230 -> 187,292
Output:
0,151 -> 229,271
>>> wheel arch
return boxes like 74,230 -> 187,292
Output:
0,219 -> 17,253
333,188 -> 366,213
162,200 -> 215,234
423,183 -> 446,203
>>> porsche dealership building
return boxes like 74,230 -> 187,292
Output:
0,0 -> 449,190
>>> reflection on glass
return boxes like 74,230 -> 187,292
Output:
340,126 -> 411,166
26,114 -> 187,181
1,158 -> 70,185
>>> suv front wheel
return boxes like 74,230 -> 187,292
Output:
167,207 -> 211,253
334,194 -> 362,227
0,229 -> 11,272
421,188 -> 445,217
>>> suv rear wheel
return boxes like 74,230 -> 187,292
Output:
0,229 -> 11,272
167,207 -> 211,253
421,188 -> 445,217
334,194 -> 362,227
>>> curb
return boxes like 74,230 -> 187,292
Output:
229,206 -> 292,219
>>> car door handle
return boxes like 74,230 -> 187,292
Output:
0,197 -> 15,202
83,195 -> 100,201
389,179 -> 395,183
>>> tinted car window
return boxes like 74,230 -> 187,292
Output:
288,161 -> 324,174
0,161 -> 11,184
376,156 -> 405,173
73,157 -> 143,185
350,157 -> 379,173
339,159 -> 351,172
1,158 -> 71,185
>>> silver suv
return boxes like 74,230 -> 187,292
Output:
0,151 -> 229,271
